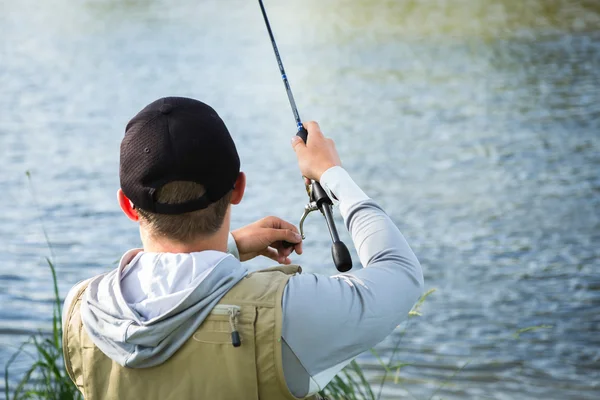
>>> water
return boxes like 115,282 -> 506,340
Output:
1,0 -> 599,398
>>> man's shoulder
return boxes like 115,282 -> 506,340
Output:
61,274 -> 102,328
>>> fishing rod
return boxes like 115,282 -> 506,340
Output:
258,0 -> 352,273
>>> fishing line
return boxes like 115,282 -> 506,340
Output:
257,0 -> 305,138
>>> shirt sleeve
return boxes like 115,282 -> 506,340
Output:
281,166 -> 424,395
227,232 -> 240,260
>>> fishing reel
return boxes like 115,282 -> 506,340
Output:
296,170 -> 353,273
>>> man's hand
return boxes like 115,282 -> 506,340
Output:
291,121 -> 342,182
231,216 -> 303,264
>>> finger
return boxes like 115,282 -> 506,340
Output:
271,248 -> 291,264
303,121 -> 323,137
264,220 -> 303,255
304,121 -> 328,145
273,237 -> 302,256
265,216 -> 300,235
273,240 -> 302,258
265,228 -> 302,245
276,244 -> 294,258
294,241 -> 303,255
274,247 -> 292,265
303,176 -> 311,186
291,136 -> 306,154
260,247 -> 287,264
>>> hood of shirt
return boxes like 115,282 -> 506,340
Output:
79,249 -> 248,368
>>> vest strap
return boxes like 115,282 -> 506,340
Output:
62,279 -> 92,390
251,264 -> 302,276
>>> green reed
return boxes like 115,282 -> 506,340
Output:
4,172 -> 82,400
4,258 -> 83,400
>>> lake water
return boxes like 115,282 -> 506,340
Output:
1,0 -> 599,398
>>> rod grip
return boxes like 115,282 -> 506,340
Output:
297,126 -> 308,143
332,241 -> 352,272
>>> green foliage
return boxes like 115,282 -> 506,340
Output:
513,325 -> 553,339
408,288 -> 436,317
4,259 -> 83,400
4,172 -> 82,399
319,360 -> 376,400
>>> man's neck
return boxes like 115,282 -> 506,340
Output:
141,229 -> 229,254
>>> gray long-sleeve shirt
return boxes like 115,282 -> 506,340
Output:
280,166 -> 424,396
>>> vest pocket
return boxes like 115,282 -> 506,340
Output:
189,305 -> 259,399
194,304 -> 242,347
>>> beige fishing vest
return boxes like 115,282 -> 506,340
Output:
63,265 -> 321,400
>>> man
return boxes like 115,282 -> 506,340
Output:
62,96 -> 424,399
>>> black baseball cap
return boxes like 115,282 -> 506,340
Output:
119,97 -> 240,214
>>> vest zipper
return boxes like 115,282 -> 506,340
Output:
211,305 -> 241,347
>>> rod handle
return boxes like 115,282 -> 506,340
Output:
332,240 -> 352,272
319,197 -> 353,272
297,126 -> 308,143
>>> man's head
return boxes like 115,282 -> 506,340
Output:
117,97 -> 245,244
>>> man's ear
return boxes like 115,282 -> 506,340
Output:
230,172 -> 246,205
117,189 -> 139,221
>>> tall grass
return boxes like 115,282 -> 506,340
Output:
4,258 -> 82,400
3,172 -> 83,400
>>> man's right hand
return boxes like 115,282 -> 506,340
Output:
291,121 -> 342,182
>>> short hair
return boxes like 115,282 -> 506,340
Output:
136,181 -> 232,243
